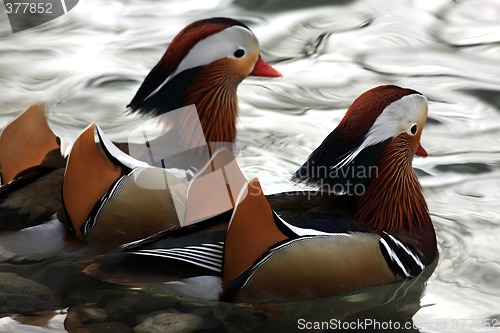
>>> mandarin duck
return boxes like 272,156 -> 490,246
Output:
0,17 -> 280,260
81,85 -> 438,303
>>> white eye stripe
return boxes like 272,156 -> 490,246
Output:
367,93 -> 427,141
175,25 -> 257,75
145,26 -> 258,101
334,94 -> 428,169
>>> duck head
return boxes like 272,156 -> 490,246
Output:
294,85 -> 430,234
128,17 -> 281,144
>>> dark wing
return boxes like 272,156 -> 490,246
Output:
81,212 -> 232,285
267,190 -> 368,234
0,149 -> 65,231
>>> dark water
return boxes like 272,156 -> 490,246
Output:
1,0 -> 500,332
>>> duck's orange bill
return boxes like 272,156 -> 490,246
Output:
416,143 -> 428,157
250,57 -> 281,77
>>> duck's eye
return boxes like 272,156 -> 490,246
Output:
409,123 -> 418,135
233,49 -> 245,58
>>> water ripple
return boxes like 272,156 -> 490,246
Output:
437,0 -> 500,45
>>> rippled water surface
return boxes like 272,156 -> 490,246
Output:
1,0 -> 500,332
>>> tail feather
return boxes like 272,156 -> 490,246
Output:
0,104 -> 60,184
62,124 -> 124,239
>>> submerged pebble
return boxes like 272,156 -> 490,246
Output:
134,312 -> 204,333
0,272 -> 60,313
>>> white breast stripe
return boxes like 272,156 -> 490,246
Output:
274,211 -> 350,237
384,233 -> 425,270
379,238 -> 411,278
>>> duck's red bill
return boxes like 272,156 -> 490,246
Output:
250,58 -> 281,77
416,143 -> 428,157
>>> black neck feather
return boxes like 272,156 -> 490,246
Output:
127,67 -> 203,116
293,131 -> 391,195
